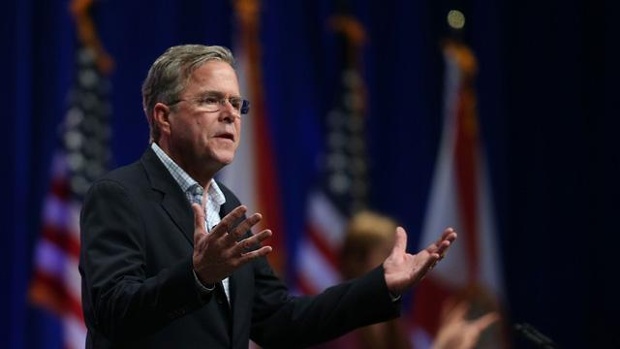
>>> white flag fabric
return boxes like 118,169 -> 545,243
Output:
219,1 -> 286,278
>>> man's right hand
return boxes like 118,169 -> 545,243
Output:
191,204 -> 273,285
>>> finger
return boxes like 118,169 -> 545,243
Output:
239,245 -> 273,261
229,213 -> 263,242
200,187 -> 207,213
434,229 -> 457,258
425,229 -> 451,255
441,227 -> 457,240
471,312 -> 500,331
234,229 -> 272,255
210,205 -> 248,237
192,203 -> 206,235
440,296 -> 457,319
435,240 -> 453,259
443,300 -> 469,324
443,230 -> 457,249
425,254 -> 441,272
391,227 -> 408,255
432,227 -> 456,248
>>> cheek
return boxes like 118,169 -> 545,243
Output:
194,118 -> 213,137
235,121 -> 242,143
172,114 -> 198,132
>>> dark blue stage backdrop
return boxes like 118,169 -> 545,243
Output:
3,0 -> 619,348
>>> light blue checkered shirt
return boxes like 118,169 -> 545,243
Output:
151,143 -> 230,299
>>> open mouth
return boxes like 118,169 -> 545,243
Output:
215,132 -> 235,142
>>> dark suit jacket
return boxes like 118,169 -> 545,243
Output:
79,148 -> 400,349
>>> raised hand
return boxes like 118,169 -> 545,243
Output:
432,298 -> 500,349
383,227 -> 457,295
192,204 -> 273,285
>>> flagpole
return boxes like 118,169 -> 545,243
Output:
69,0 -> 114,75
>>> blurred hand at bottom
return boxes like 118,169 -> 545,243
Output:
432,298 -> 500,349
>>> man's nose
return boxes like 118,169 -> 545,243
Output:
218,105 -> 239,122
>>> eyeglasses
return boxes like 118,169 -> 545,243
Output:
168,92 -> 250,115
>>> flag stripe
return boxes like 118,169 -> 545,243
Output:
29,269 -> 83,322
297,235 -> 341,294
305,223 -> 340,272
454,89 -> 481,281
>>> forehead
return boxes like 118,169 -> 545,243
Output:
186,60 -> 239,94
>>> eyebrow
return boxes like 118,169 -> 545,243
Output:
197,90 -> 242,99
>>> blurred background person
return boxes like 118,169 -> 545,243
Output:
315,210 -> 498,349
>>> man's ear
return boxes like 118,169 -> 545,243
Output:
153,102 -> 171,136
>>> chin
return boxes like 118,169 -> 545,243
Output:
216,152 -> 236,166
221,158 -> 234,166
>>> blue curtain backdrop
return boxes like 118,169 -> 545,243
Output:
3,0 -> 619,348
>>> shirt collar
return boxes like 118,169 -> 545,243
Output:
150,143 -> 225,205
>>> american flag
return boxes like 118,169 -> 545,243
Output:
28,44 -> 112,349
295,15 -> 369,295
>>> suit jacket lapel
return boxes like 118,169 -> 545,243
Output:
141,148 -> 195,245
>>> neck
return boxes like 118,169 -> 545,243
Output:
155,141 -> 220,187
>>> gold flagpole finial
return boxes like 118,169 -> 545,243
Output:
69,0 -> 115,75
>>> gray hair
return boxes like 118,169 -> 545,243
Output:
141,44 -> 236,143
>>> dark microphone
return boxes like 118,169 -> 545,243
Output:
514,322 -> 558,349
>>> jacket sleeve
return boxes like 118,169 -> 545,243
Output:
250,261 -> 402,349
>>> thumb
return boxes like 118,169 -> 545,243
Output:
192,203 -> 206,238
391,227 -> 408,256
